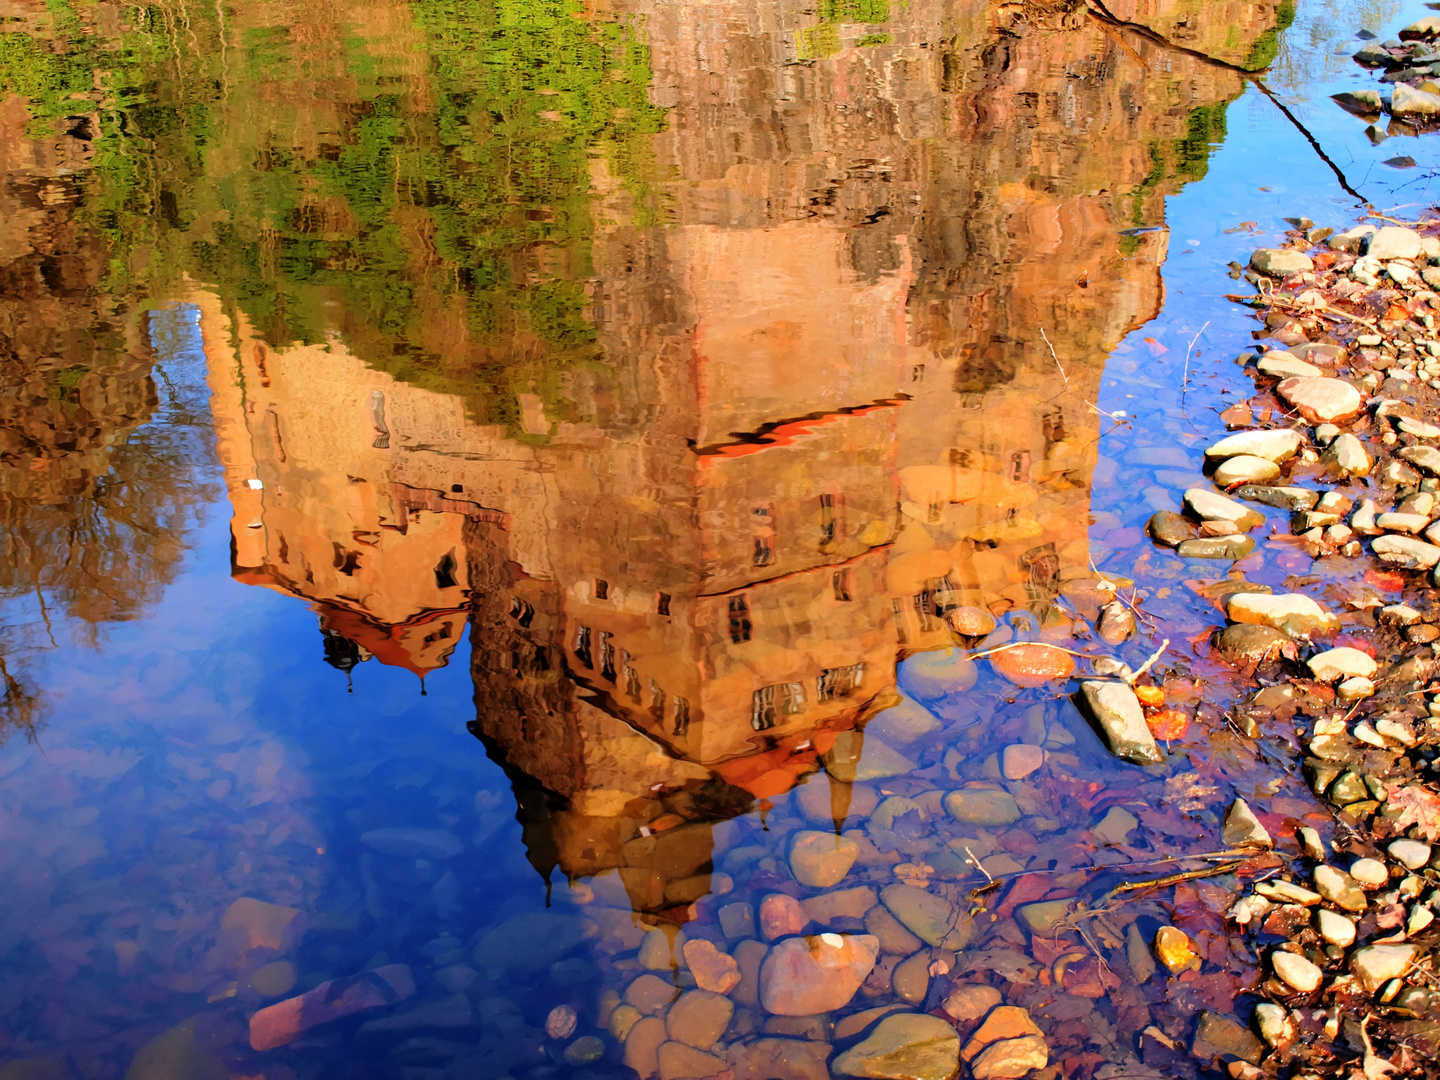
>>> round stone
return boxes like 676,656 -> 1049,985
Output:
758,933 -> 879,1016
1276,377 -> 1364,423
1316,909 -> 1356,948
1389,839 -> 1433,870
1271,951 -> 1323,993
946,605 -> 997,637
989,644 -> 1076,687
789,831 -> 860,888
1213,455 -> 1280,486
1349,858 -> 1389,888
1001,744 -> 1044,780
546,1004 -> 578,1040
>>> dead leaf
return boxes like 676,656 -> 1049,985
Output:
1385,783 -> 1440,841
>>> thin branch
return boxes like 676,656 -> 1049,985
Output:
1124,638 -> 1170,684
1040,326 -> 1069,390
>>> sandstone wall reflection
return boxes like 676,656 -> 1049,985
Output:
205,0 -> 1279,912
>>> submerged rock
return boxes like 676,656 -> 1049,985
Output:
1193,1011 -> 1263,1066
1222,798 -> 1273,849
832,1013 -> 960,1080
1147,510 -> 1197,548
970,1037 -> 1048,1080
898,649 -> 978,701
789,831 -> 860,888
881,883 -> 970,948
250,965 -> 416,1051
1250,248 -> 1314,276
824,732 -> 916,783
1077,681 -> 1162,764
758,934 -> 879,1015
943,788 -> 1021,826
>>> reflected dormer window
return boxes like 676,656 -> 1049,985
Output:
817,663 -> 864,702
574,625 -> 592,669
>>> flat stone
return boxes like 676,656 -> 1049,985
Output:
727,1038 -> 832,1080
868,698 -> 942,744
941,984 -> 1002,1022
943,789 -> 1021,826
682,940 -> 742,995
832,1013 -> 961,1080
360,827 -> 463,860
1313,865 -> 1368,912
1399,416 -> 1440,439
658,1041 -> 727,1080
1271,951 -> 1323,992
1350,944 -> 1416,992
1126,923 -> 1157,984
627,973 -> 683,1014
897,649 -> 978,702
1002,744 -> 1044,780
758,934 -> 878,1016
824,732 -> 916,784
789,831 -> 860,888
221,897 -> 304,955
1349,857 -> 1389,888
1400,444 -> 1440,475
1389,839 -> 1433,869
1235,485 -> 1319,510
1256,880 -> 1320,905
1369,225 -> 1427,260
1184,488 -> 1262,529
1377,512 -> 1431,534
1316,908 -> 1356,947
1338,677 -> 1375,703
1325,433 -> 1371,477
971,1037 -> 1048,1080
1192,1011 -> 1263,1066
249,965 -> 416,1051
1372,534 -> 1440,568
639,929 -> 679,971
474,913 -> 596,972
962,1007 -> 1044,1060
760,894 -> 808,940
1278,377 -> 1364,423
1222,798 -> 1273,849
1077,681 -> 1161,765
249,960 -> 297,997
1214,624 -> 1292,664
1251,248 -> 1315,276
1177,535 -> 1255,560
564,1035 -> 606,1066
1148,510 -> 1197,547
1154,926 -> 1199,974
1257,352 -> 1324,379
1214,455 -> 1280,486
1206,428 -> 1304,461
1307,647 -> 1377,682
1225,592 -> 1336,637
801,886 -> 878,924
989,644 -> 1076,687
1016,900 -> 1071,935
666,990 -> 734,1049
1093,806 -> 1138,845
881,883 -> 969,949
892,951 -> 930,1004
624,1016 -> 668,1078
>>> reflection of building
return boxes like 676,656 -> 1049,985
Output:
203,0 -> 1279,910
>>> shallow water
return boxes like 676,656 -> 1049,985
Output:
0,0 -> 1435,1074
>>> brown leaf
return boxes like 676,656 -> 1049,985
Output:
1385,783 -> 1440,842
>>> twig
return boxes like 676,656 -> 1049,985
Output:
1040,327 -> 1069,390
1123,638 -> 1170,685
1182,320 -> 1210,399
1107,859 -> 1244,897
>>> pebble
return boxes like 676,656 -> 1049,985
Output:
1016,900 -> 1071,934
1257,352 -> 1324,379
249,960 -> 297,997
1350,944 -> 1417,993
564,1036 -> 606,1066
832,1013 -> 961,1080
1277,377 -> 1364,423
881,883 -> 969,948
1389,839 -> 1433,870
801,885 -> 878,923
666,989 -> 733,1048
1126,923 -> 1157,983
1236,484 -> 1318,510
758,934 -> 878,1015
1392,83 -> 1440,116
1337,677 -> 1375,702
1313,865 -> 1368,912
1177,534 -> 1255,559
1154,926 -> 1200,973
1271,951 -> 1323,993
473,913 -> 596,971
1316,909 -> 1356,947
1225,592 -> 1336,637
1096,601 -> 1136,644
1306,647 -> 1377,682
872,795 -> 924,830
1299,827 -> 1326,860
1214,455 -> 1279,485
1147,510 -> 1197,547
989,643 -> 1076,687
1254,1003 -> 1295,1049
1250,248 -> 1315,276
789,831 -> 860,887
759,894 -> 808,940
1193,1011 -> 1263,1066
1222,798 -> 1273,849
1206,428 -> 1303,461
947,606 -> 997,637
970,1036 -> 1049,1080
249,965 -> 416,1051
546,1004 -> 578,1040
1376,512 -> 1430,534
609,1004 -> 643,1040
1349,858 -> 1389,888
942,984 -> 1002,1022
1077,681 -> 1162,764
1325,433 -> 1371,476
639,929 -> 679,970
944,788 -> 1021,826
1214,624 -> 1292,664
222,897 -> 304,954
1184,488 -> 1262,528
1002,744 -> 1044,780
1371,534 -> 1440,568
682,940 -> 742,994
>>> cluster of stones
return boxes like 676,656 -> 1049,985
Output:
1344,17 -> 1440,124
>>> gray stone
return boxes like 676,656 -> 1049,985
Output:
1213,624 -> 1292,665
943,789 -> 1021,826
1205,428 -> 1303,461
1372,534 -> 1440,568
1393,82 -> 1440,116
1016,900 -> 1071,934
1184,488 -> 1262,528
665,990 -> 734,1049
868,697 -> 941,744
1214,455 -> 1280,486
1277,377 -> 1364,423
1368,225 -> 1426,259
832,1013 -> 961,1080
1257,352 -> 1324,379
1235,485 -> 1319,510
1193,1011 -> 1262,1065
1250,248 -> 1314,276
1147,510 -> 1197,548
1222,798 -> 1272,849
941,984 -> 1001,1022
1097,601 -> 1136,644
1177,535 -> 1255,560
1349,857 -> 1389,888
1324,433 -> 1371,477
1077,681 -> 1162,765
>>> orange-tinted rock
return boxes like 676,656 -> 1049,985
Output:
682,939 -> 741,994
758,933 -> 879,1015
759,893 -> 808,940
989,645 -> 1076,688
221,897 -> 304,955
249,964 -> 415,1050
961,1006 -> 1044,1060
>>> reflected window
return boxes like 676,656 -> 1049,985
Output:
913,592 -> 935,632
574,626 -> 593,669
673,696 -> 690,737
833,569 -> 852,602
817,663 -> 864,702
600,631 -> 616,682
332,543 -> 361,576
509,597 -> 535,628
648,679 -> 666,720
912,364 -> 925,383
656,593 -> 671,616
1009,450 -> 1031,484
892,597 -> 908,644
594,579 -> 609,600
434,550 -> 458,589
781,682 -> 805,715
623,651 -> 641,700
728,596 -> 752,643
752,682 -> 805,731
819,493 -> 839,547
752,505 -> 775,567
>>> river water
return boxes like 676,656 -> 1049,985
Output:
0,0 -> 1434,1074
